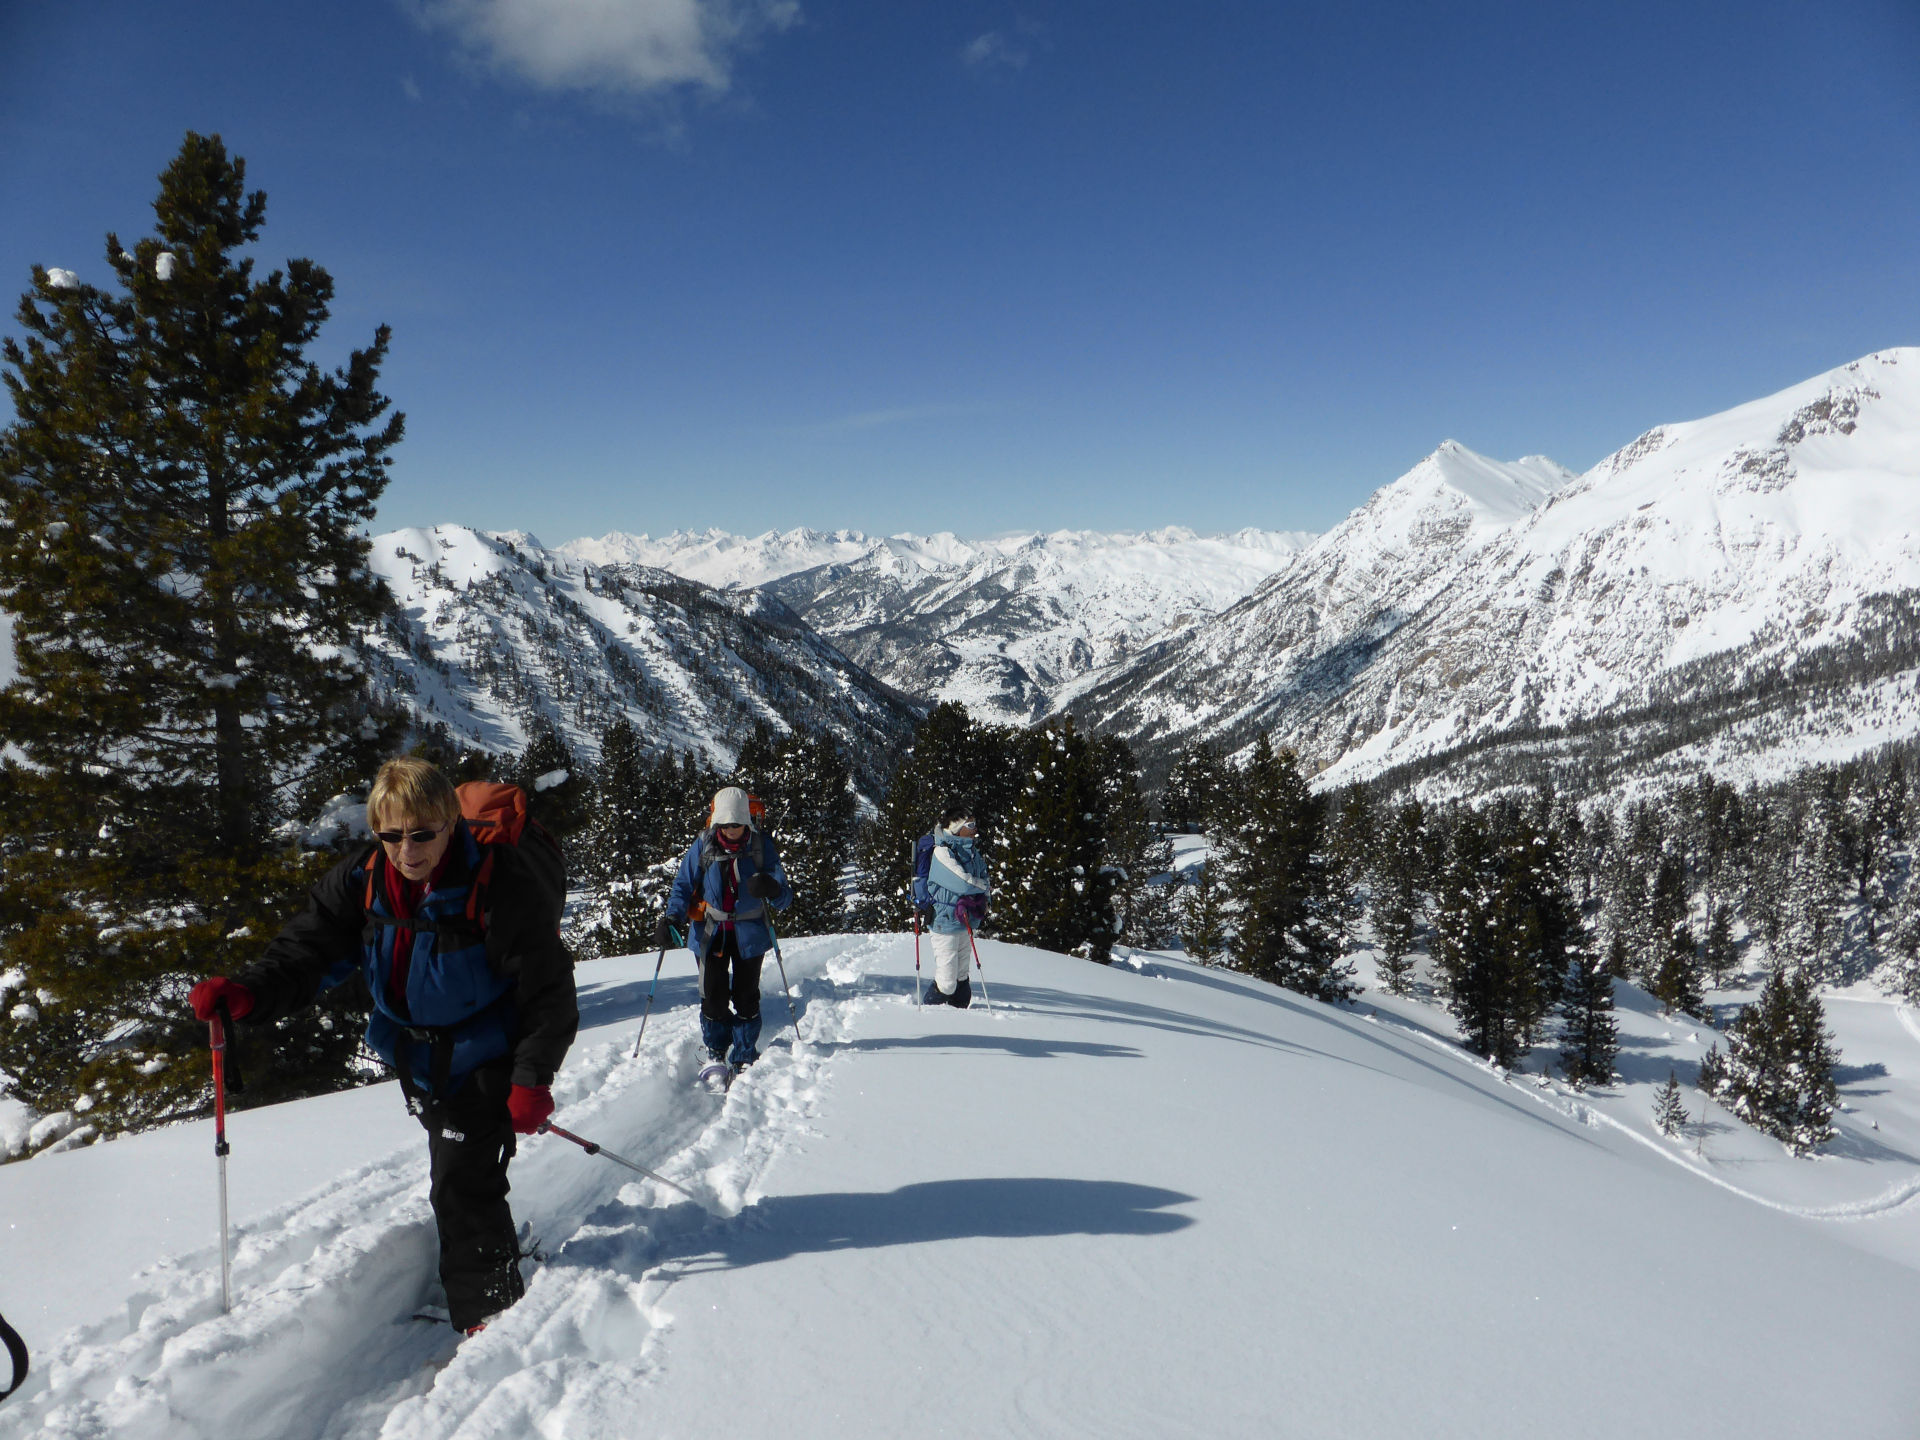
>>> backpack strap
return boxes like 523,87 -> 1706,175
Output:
466,847 -> 497,927
0,1307 -> 27,1404
694,828 -> 769,922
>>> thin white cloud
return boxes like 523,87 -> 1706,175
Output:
961,30 -> 1029,70
407,0 -> 799,96
401,74 -> 424,101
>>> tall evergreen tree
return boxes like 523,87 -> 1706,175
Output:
1650,920 -> 1709,1021
1218,737 -> 1356,1002
1370,800 -> 1426,998
1160,740 -> 1228,832
1432,812 -> 1540,1067
1178,851 -> 1230,965
0,134 -> 402,1143
1089,734 -> 1153,950
1702,965 -> 1840,1154
1701,903 -> 1738,989
739,729 -> 857,937
1557,951 -> 1619,1089
993,718 -> 1117,961
512,724 -> 588,848
578,718 -> 657,958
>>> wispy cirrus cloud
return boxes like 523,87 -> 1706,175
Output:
962,19 -> 1044,73
406,0 -> 800,97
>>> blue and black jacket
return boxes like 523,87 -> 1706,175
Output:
237,821 -> 578,1098
666,826 -> 793,961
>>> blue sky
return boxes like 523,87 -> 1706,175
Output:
4,1 -> 1919,542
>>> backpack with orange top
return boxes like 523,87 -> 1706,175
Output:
686,791 -> 769,924
364,780 -> 566,937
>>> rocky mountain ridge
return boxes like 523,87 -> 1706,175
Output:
357,525 -> 920,795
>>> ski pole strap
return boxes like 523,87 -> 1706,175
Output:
0,1308 -> 26,1403
216,1001 -> 245,1096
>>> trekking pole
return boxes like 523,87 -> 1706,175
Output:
209,1000 -> 245,1313
962,916 -> 993,1012
630,924 -> 684,1060
765,916 -> 803,1046
912,906 -> 923,1006
537,1122 -> 710,1210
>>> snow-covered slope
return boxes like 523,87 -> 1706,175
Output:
359,525 -> 919,791
1079,350 -> 1920,795
5,936 -> 1919,1438
559,526 -> 1315,725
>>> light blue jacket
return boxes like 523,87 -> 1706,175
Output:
914,828 -> 990,937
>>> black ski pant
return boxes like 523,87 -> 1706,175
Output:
697,929 -> 764,1061
409,1056 -> 525,1331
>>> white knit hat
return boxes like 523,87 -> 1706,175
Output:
711,787 -> 753,828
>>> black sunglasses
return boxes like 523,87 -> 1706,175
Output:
374,825 -> 446,846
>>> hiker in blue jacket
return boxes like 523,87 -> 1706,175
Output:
914,798 -> 990,1007
190,756 -> 576,1336
657,786 -> 793,1071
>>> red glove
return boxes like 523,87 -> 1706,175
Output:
189,976 -> 255,1023
507,1084 -> 554,1135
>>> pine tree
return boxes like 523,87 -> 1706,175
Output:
1704,965 -> 1841,1154
1371,800 -> 1426,998
1431,812 -> 1536,1067
1653,1070 -> 1689,1138
1161,740 -> 1228,832
1219,736 -> 1356,1002
0,134 -> 402,1144
1089,734 -> 1153,950
1650,920 -> 1709,1021
1178,851 -> 1230,965
1601,931 -> 1633,981
1126,830 -> 1183,949
993,718 -> 1117,961
1558,952 -> 1619,1089
1701,904 -> 1738,989
577,718 -> 656,958
740,729 -> 856,937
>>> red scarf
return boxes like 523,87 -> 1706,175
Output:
712,827 -> 745,924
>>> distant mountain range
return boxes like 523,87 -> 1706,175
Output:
317,347 -> 1920,802
556,526 -> 1315,725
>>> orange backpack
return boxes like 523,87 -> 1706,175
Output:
364,781 -> 565,932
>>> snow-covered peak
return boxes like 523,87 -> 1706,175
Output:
1305,441 -> 1571,565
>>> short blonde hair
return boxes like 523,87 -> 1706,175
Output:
367,756 -> 460,832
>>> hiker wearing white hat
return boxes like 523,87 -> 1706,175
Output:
659,787 -> 793,1071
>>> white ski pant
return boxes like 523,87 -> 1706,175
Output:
928,929 -> 971,993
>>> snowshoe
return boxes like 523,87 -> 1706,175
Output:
697,1059 -> 734,1092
